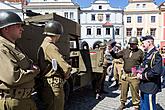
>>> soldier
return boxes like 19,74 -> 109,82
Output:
107,37 -> 143,110
95,43 -> 108,99
37,20 -> 72,110
0,11 -> 40,110
112,43 -> 124,88
137,35 -> 162,110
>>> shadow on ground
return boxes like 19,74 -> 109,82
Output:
64,80 -> 120,110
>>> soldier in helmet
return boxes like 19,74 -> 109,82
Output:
37,20 -> 72,110
107,37 -> 143,110
94,42 -> 109,99
0,11 -> 40,110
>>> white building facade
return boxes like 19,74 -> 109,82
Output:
80,0 -> 124,49
124,0 -> 161,46
25,0 -> 80,23
0,1 -> 24,20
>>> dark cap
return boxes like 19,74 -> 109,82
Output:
140,35 -> 154,42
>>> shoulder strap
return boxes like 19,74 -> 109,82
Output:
150,51 -> 158,68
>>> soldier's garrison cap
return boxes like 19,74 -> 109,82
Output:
140,35 -> 154,42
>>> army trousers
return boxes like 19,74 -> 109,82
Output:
113,63 -> 123,84
38,77 -> 64,110
120,73 -> 140,108
0,98 -> 37,110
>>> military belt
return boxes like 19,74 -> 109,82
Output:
124,72 -> 138,79
0,88 -> 33,99
115,62 -> 123,64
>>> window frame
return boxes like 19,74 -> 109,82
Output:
127,17 -> 131,23
97,28 -> 101,35
137,16 -> 142,23
126,28 -> 132,37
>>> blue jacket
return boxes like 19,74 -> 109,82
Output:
140,47 -> 162,94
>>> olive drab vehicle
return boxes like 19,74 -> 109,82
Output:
16,13 -> 104,101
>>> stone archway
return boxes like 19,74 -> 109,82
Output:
93,41 -> 102,50
81,41 -> 89,50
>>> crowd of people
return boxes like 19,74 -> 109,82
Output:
0,10 -> 164,110
95,35 -> 164,110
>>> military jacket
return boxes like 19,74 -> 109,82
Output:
140,47 -> 162,94
0,36 -> 38,90
39,39 -> 71,78
110,48 -> 143,73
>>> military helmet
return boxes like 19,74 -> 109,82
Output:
128,37 -> 138,44
43,20 -> 63,36
0,11 -> 23,29
99,43 -> 106,48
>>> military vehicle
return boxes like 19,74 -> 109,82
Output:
16,13 -> 104,101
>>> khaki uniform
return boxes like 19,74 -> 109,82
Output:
0,36 -> 38,110
110,48 -> 143,108
94,47 -> 106,94
112,58 -> 124,85
37,39 -> 71,110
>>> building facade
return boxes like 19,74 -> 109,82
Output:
24,0 -> 80,23
124,0 -> 161,46
80,0 -> 123,49
0,0 -> 24,20
159,2 -> 165,48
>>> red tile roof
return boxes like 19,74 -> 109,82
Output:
102,22 -> 113,27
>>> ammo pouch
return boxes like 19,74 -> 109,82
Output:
0,88 -> 33,99
47,77 -> 64,88
3,44 -> 32,70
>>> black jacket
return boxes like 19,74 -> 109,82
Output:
140,47 -> 162,94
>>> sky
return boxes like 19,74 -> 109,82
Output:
72,0 -> 165,9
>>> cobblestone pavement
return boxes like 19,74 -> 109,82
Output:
65,80 -> 165,110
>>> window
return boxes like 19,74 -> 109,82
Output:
137,28 -> 143,36
127,17 -> 131,23
70,41 -> 76,49
151,16 -> 155,23
99,6 -> 102,9
64,12 -> 68,18
150,28 -> 156,36
87,28 -> 91,35
136,4 -> 140,8
70,12 -> 74,20
97,28 -> 101,35
137,16 -> 142,23
115,28 -> 120,35
126,28 -> 132,36
106,28 -> 110,35
143,4 -> 146,8
106,14 -> 110,21
91,14 -> 95,21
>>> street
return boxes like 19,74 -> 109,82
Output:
65,79 -> 165,110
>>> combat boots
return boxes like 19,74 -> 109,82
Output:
117,103 -> 125,110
